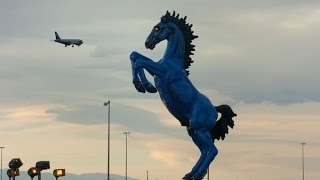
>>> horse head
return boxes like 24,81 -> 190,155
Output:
145,15 -> 172,50
145,11 -> 198,75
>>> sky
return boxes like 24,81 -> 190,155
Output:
1,0 -> 320,179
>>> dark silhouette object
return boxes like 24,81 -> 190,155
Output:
7,169 -> 19,180
28,167 -> 39,180
35,161 -> 50,180
211,105 -> 237,142
8,158 -> 22,180
53,169 -> 65,180
53,32 -> 83,47
8,159 -> 22,170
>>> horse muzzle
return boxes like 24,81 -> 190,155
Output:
145,36 -> 160,50
145,41 -> 156,50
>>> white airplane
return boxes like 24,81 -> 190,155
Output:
53,32 -> 83,47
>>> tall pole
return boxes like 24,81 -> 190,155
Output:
146,170 -> 148,180
124,132 -> 130,180
104,101 -> 111,180
0,147 -> 4,180
301,143 -> 306,180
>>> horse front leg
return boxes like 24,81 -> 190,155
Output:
130,51 -> 164,93
137,68 -> 157,93
130,51 -> 157,93
130,59 -> 146,93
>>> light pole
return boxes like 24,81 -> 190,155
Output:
104,100 -> 111,180
124,132 -> 130,180
146,170 -> 148,180
0,147 -> 4,180
301,143 -> 306,180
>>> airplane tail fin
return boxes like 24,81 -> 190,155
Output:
55,32 -> 61,40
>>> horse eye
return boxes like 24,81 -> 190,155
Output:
154,26 -> 160,31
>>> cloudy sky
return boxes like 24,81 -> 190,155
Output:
1,0 -> 320,179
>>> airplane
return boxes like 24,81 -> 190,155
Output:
53,32 -> 83,47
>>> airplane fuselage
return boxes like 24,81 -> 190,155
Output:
55,39 -> 83,47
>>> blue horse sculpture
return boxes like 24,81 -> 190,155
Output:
130,11 -> 237,180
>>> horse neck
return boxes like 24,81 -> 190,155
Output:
163,25 -> 185,68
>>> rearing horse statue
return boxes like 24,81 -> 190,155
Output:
130,11 -> 237,180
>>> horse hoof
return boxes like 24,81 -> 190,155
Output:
182,172 -> 194,180
191,172 -> 205,180
137,87 -> 146,93
134,82 -> 146,93
145,84 -> 157,93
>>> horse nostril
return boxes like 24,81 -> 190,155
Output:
145,42 -> 151,48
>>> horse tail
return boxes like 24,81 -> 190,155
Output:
210,104 -> 237,142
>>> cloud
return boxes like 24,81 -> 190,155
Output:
46,102 -> 183,135
187,4 -> 320,104
2,1 -> 320,105
145,137 -> 195,166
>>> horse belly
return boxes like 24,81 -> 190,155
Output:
155,76 -> 197,123
168,82 -> 197,113
157,83 -> 195,126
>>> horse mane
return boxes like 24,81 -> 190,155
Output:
161,11 -> 198,75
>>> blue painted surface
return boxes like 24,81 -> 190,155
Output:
130,11 -> 236,180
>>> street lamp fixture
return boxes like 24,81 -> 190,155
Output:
28,167 -> 39,180
53,169 -> 65,180
35,161 -> 50,180
6,169 -> 19,180
35,161 -> 50,171
8,158 -> 22,180
8,159 -> 23,170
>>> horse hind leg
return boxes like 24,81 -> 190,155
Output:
183,128 -> 208,179
191,129 -> 218,180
